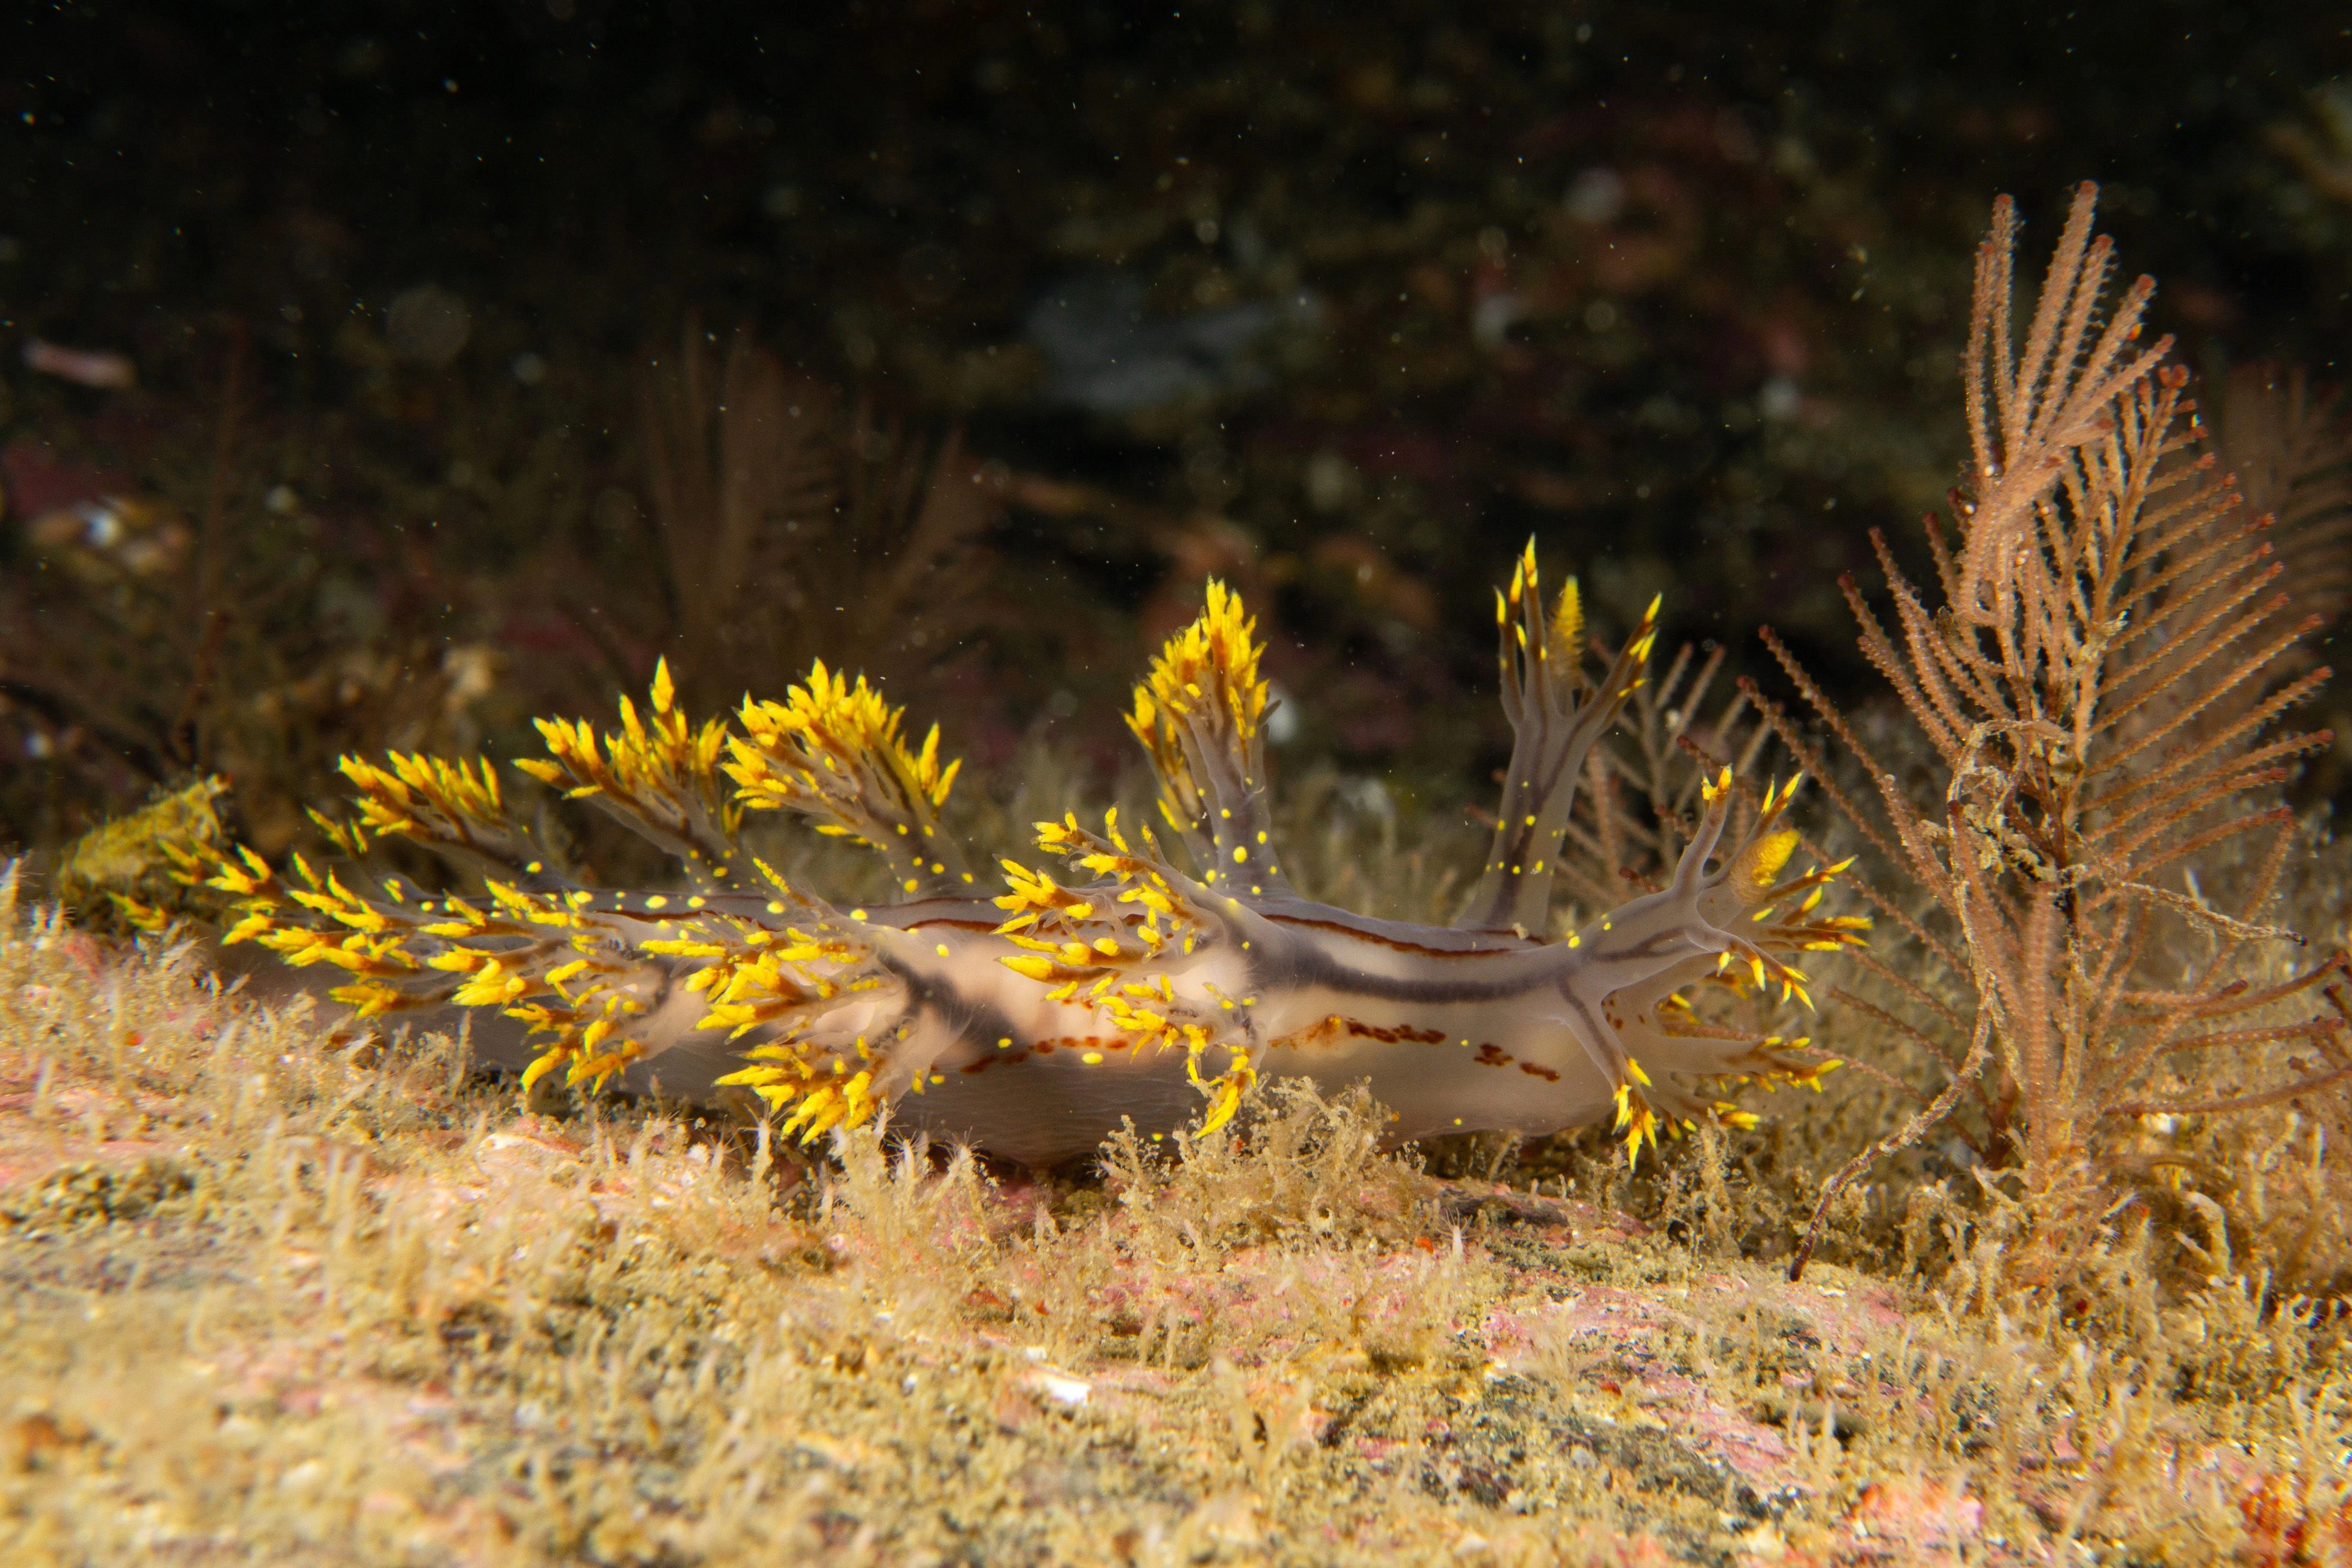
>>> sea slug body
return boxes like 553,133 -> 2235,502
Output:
197,544 -> 1862,1165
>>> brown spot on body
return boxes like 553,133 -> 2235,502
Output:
1268,1015 -> 1347,1052
1518,1062 -> 1560,1082
1271,1016 -> 1455,1052
1474,1043 -> 1513,1068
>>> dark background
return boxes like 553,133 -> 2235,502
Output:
4,0 -> 2349,854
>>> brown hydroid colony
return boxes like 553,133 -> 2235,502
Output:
639,325 -> 1000,716
2223,361 -> 2352,633
1755,183 -> 2352,1279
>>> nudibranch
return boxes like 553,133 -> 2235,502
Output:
192,546 -> 1862,1166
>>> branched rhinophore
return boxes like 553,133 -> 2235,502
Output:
190,549 -> 1862,1166
1457,541 -> 1660,935
1755,184 -> 2352,1278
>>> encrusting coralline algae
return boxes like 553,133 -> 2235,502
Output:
187,547 -> 1861,1166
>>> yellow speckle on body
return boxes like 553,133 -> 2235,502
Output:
768,900 -> 786,913
936,944 -> 951,957
1082,1051 -> 1104,1064
1232,845 -> 1248,862
851,909 -> 867,921
645,895 -> 668,910
687,895 -> 706,909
